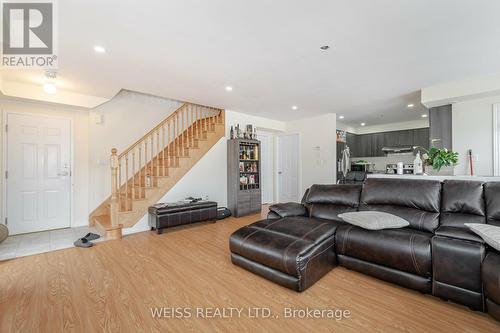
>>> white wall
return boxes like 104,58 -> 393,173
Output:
287,113 -> 337,194
88,90 -> 183,211
452,95 -> 498,176
0,97 -> 90,227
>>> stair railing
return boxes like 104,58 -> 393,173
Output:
109,102 -> 224,227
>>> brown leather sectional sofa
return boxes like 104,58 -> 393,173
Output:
229,178 -> 500,322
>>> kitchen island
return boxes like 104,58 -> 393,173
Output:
367,174 -> 500,182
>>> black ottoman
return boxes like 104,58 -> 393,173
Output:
483,251 -> 500,321
148,201 -> 217,234
229,217 -> 339,291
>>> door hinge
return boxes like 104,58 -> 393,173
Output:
5,124 -> 7,132
4,217 -> 7,226
5,171 -> 7,179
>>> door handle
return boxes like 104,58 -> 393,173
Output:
278,171 -> 283,175
57,171 -> 69,176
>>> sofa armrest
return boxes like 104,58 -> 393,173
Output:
434,226 -> 485,244
268,202 -> 307,219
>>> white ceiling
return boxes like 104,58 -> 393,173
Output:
3,0 -> 500,126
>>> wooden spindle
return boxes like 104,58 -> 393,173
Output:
180,109 -> 184,157
150,135 -> 154,184
167,121 -> 171,167
156,130 -> 160,177
118,159 -> 122,211
162,125 -> 166,175
110,148 -> 119,226
125,154 -> 129,210
138,145 -> 143,196
132,150 -> 136,199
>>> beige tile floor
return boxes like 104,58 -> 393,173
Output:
0,226 -> 105,261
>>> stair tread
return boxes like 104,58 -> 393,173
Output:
93,214 -> 122,231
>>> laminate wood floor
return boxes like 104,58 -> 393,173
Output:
1,208 -> 499,333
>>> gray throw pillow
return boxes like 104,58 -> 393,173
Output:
465,223 -> 500,252
338,211 -> 409,230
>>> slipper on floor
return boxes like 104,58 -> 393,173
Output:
74,238 -> 93,248
83,232 -> 101,241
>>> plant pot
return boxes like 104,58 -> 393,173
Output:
425,165 -> 454,176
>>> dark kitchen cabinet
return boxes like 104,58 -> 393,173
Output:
346,132 -> 358,156
383,131 -> 398,148
371,132 -> 384,156
358,134 -> 372,157
397,130 -> 414,146
413,128 -> 430,149
347,128 -> 429,158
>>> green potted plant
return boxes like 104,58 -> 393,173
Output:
418,147 -> 459,174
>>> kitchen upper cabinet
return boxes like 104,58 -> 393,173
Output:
414,128 -> 430,149
347,128 -> 430,157
346,132 -> 357,155
371,133 -> 384,156
358,134 -> 372,157
397,130 -> 414,146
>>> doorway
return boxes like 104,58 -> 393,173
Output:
5,112 -> 72,235
277,133 -> 300,202
256,130 -> 274,204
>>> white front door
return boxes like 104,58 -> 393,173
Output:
6,113 -> 72,235
277,133 -> 299,203
256,130 -> 274,204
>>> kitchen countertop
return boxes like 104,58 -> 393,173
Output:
367,174 -> 500,182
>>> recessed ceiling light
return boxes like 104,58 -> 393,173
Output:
421,114 -> 428,118
360,122 -> 366,126
407,103 -> 415,108
291,105 -> 298,111
320,45 -> 330,50
339,115 -> 345,119
94,45 -> 106,53
43,82 -> 57,94
225,86 -> 233,92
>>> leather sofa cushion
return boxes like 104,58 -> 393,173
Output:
361,178 -> 441,213
229,217 -> 339,277
441,180 -> 485,216
434,226 -> 484,243
335,225 -> 432,277
483,251 -> 500,305
359,204 -> 440,233
306,184 -> 362,207
485,182 -> 500,227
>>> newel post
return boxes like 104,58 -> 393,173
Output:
110,148 -> 119,226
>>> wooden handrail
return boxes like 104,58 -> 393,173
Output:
119,102 -> 186,158
118,102 -> 223,159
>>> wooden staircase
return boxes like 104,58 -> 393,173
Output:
89,102 -> 225,239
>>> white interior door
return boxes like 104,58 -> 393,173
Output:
256,130 -> 274,204
6,113 -> 71,235
277,133 -> 299,203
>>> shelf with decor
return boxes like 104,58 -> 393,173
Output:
228,138 -> 261,217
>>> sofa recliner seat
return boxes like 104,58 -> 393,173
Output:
431,180 -> 486,311
335,226 -> 433,293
